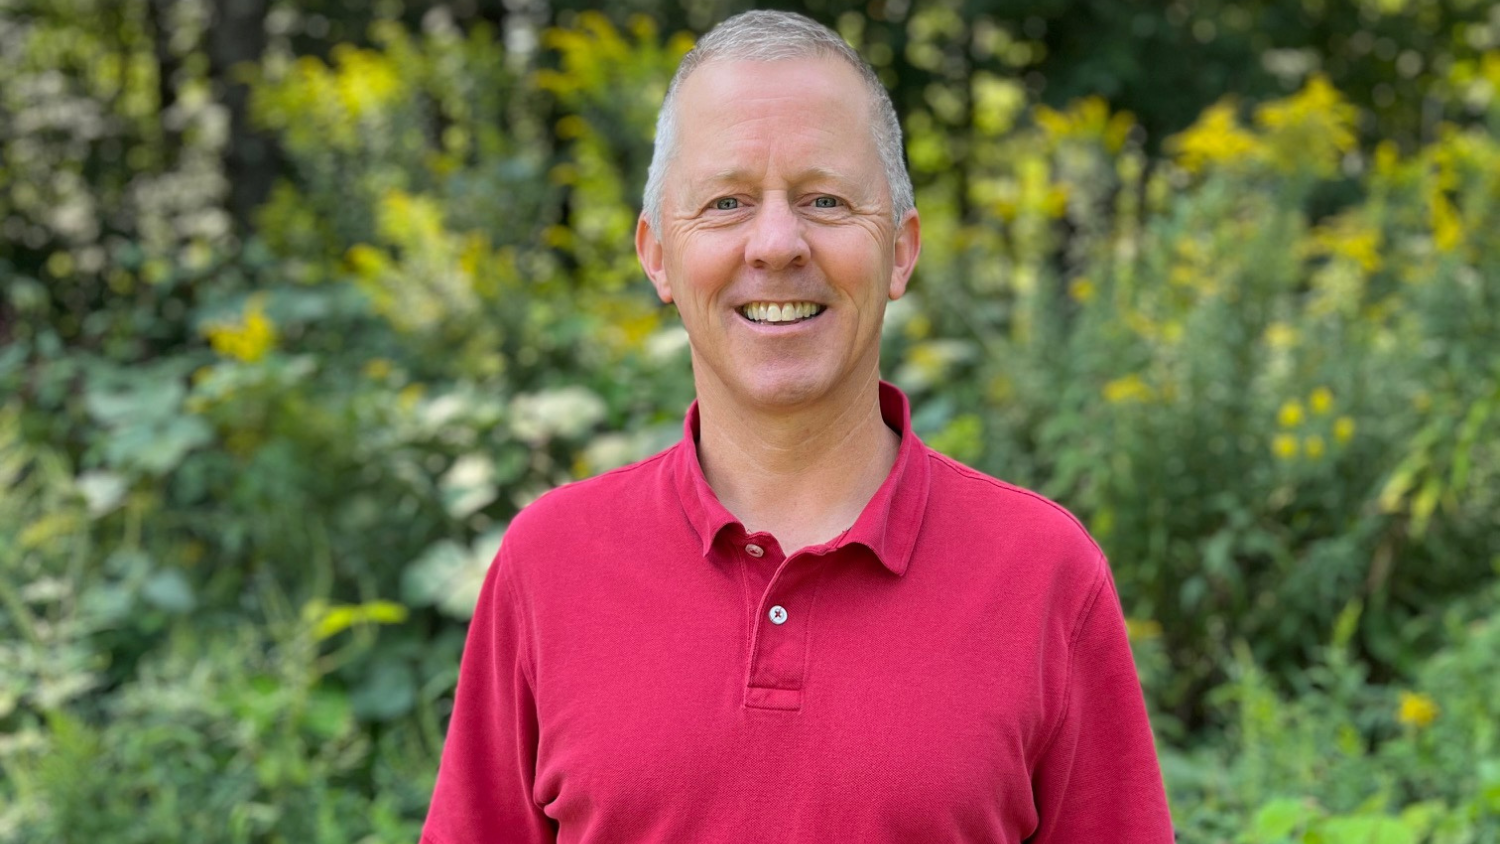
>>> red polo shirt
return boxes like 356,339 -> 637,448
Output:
421,383 -> 1173,843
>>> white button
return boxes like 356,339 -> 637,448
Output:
769,605 -> 788,625
745,543 -> 764,558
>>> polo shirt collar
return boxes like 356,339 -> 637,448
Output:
671,381 -> 931,577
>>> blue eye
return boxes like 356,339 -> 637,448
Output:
714,197 -> 740,210
813,196 -> 840,208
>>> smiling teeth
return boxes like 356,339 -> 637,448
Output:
740,302 -> 824,323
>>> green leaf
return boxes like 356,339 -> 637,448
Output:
351,658 -> 416,721
85,375 -> 186,426
1331,599 -> 1363,650
311,600 -> 409,640
440,453 -> 498,518
1479,759 -> 1500,812
76,470 -> 128,518
303,688 -> 354,741
1250,797 -> 1317,841
1319,816 -> 1417,844
140,568 -> 196,613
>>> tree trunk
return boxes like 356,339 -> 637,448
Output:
207,0 -> 275,236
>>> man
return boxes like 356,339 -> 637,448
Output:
422,10 -> 1173,842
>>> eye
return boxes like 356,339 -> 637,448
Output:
812,196 -> 841,209
714,197 -> 740,210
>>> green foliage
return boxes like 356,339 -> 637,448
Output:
3,615 -> 435,844
3,3 -> 1500,841
890,76 -> 1500,720
0,407 -> 436,842
1166,584 -> 1500,841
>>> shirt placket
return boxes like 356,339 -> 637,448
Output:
737,535 -> 826,712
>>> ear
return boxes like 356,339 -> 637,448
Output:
636,213 -> 672,304
887,208 -> 921,301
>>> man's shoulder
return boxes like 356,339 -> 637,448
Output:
502,444 -> 680,548
920,446 -> 1106,572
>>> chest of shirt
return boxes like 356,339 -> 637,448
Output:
523,543 -> 1053,840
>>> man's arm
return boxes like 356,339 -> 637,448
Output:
421,543 -> 557,844
1028,560 -> 1175,842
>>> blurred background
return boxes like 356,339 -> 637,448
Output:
2,0 -> 1499,840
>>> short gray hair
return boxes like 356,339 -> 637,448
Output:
642,10 -> 913,231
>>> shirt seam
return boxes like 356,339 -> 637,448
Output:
498,542 -> 539,692
1031,552 -> 1108,768
927,452 -> 1104,558
541,445 -> 676,498
796,562 -> 832,696
737,549 -> 756,668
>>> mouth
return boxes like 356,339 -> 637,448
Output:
737,301 -> 827,325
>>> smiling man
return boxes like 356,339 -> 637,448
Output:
421,11 -> 1174,843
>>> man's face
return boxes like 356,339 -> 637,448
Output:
636,57 -> 920,412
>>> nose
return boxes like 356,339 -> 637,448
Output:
743,194 -> 809,271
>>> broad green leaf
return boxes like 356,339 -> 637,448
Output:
1320,816 -> 1417,844
351,657 -> 416,721
1249,797 -> 1317,841
140,568 -> 196,613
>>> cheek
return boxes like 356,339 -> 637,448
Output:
668,239 -> 738,302
821,233 -> 889,292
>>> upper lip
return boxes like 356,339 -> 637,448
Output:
733,298 -> 826,307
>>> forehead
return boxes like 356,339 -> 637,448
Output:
670,56 -> 878,180
676,54 -> 870,107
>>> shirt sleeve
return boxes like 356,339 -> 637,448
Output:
421,542 -> 557,844
1027,560 -> 1175,843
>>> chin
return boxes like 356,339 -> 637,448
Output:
734,371 -> 841,411
692,347 -> 862,412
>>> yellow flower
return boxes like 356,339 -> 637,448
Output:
971,73 -> 1026,137
398,383 -> 425,410
1169,265 -> 1197,288
1103,374 -> 1153,404
1125,617 -> 1162,642
1334,416 -> 1356,444
904,313 -> 932,340
1309,387 -> 1334,415
329,44 -> 404,121
1431,191 -> 1463,253
555,114 -> 588,140
1397,691 -> 1440,728
1069,277 -> 1096,303
363,358 -> 394,380
1265,322 -> 1299,349
1168,100 -> 1260,174
344,243 -> 386,277
1278,400 -> 1306,428
1308,215 -> 1383,273
204,296 -> 277,363
1035,96 -> 1136,153
1273,434 -> 1299,460
1372,139 -> 1401,179
1254,74 -> 1358,176
261,44 -> 405,152
1304,435 -> 1326,459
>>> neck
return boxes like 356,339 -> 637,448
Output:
694,370 -> 899,553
